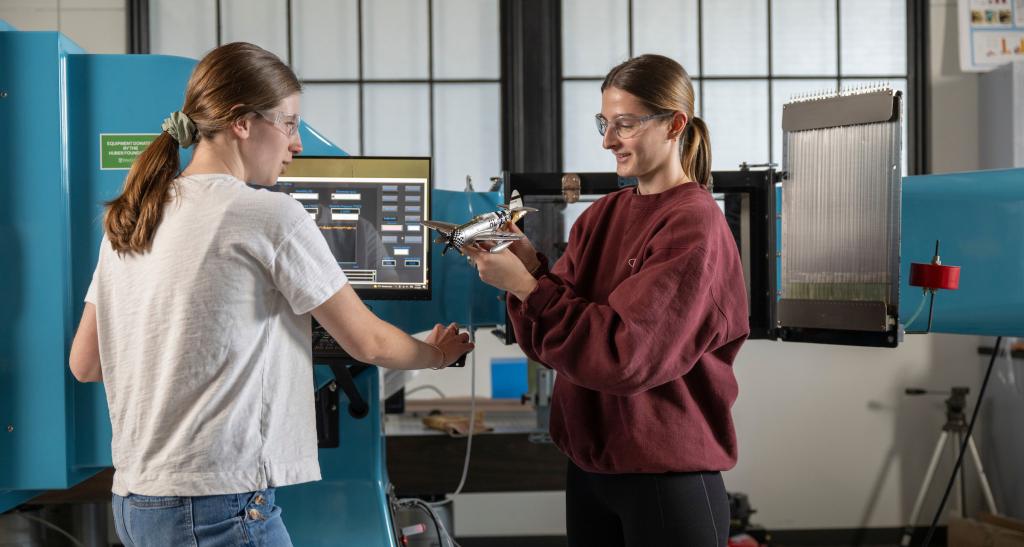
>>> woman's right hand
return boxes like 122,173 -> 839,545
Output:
425,322 -> 474,369
504,223 -> 541,274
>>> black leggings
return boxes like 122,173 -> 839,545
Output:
566,461 -> 729,547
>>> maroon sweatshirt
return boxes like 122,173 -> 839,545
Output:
508,182 -> 749,474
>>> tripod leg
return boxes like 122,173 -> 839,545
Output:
952,432 -> 965,518
966,436 -> 999,515
901,431 -> 950,547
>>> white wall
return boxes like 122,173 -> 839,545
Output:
0,0 -> 126,54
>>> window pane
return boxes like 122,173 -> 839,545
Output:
841,79 -> 909,174
632,0 -> 699,75
772,0 -> 837,76
292,0 -> 358,80
694,79 -> 703,118
433,0 -> 499,79
433,84 -> 501,191
220,0 -> 289,63
702,0 -> 768,76
562,0 -> 629,78
363,84 -> 430,156
702,80 -> 769,170
301,84 -> 361,155
363,0 -> 428,79
772,79 -> 837,165
150,0 -> 216,59
840,0 -> 906,76
562,81 -> 610,172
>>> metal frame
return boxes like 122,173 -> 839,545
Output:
501,0 -> 563,173
501,170 -> 779,343
126,0 -> 149,54
907,0 -> 931,174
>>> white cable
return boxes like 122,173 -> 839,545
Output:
430,328 -> 476,504
16,513 -> 85,547
404,384 -> 447,399
902,290 -> 929,330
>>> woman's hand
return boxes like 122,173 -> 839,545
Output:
424,322 -> 474,369
463,244 -> 538,301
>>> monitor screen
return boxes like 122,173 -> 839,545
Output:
274,156 -> 431,300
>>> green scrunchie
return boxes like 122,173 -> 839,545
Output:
161,111 -> 198,148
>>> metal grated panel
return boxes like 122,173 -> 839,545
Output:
780,85 -> 902,331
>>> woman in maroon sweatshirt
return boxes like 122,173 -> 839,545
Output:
465,54 -> 748,547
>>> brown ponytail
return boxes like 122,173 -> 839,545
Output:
104,42 -> 301,254
681,116 -> 712,191
104,132 -> 181,254
602,54 -> 712,191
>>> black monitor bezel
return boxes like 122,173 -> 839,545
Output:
278,155 -> 432,301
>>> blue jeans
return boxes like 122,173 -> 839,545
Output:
112,488 -> 292,546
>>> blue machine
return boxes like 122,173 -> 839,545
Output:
900,168 -> 1024,337
0,24 -> 502,545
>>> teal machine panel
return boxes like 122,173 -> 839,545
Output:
0,25 -> 500,545
1,29 -> 105,512
900,168 -> 1024,336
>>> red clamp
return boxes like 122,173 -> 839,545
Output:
909,262 -> 960,291
910,240 -> 960,292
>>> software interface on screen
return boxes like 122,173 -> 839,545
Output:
274,157 -> 430,297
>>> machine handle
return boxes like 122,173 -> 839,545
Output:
329,363 -> 370,419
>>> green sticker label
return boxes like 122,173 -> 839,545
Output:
100,134 -> 159,170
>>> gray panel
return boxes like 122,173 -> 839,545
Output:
979,61 -> 1024,169
778,299 -> 889,332
782,89 -> 900,132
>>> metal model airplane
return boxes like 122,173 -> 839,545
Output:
422,190 -> 538,256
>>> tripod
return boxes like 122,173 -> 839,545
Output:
899,387 -> 999,547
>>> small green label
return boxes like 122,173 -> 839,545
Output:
100,134 -> 159,170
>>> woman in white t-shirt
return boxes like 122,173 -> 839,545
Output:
68,42 -> 472,547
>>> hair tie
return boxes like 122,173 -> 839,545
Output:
161,111 -> 198,148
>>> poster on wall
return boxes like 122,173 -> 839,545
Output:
959,0 -> 1024,71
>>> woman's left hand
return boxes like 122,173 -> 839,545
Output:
463,244 -> 538,301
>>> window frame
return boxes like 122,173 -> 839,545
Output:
137,0 -> 504,180
557,0 -> 929,175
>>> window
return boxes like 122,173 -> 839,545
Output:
149,0 -> 502,191
561,0 -> 911,175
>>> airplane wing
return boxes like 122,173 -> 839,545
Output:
421,220 -> 459,234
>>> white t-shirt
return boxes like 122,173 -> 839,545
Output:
85,174 -> 347,496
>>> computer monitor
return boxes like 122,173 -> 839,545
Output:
273,156 -> 431,300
